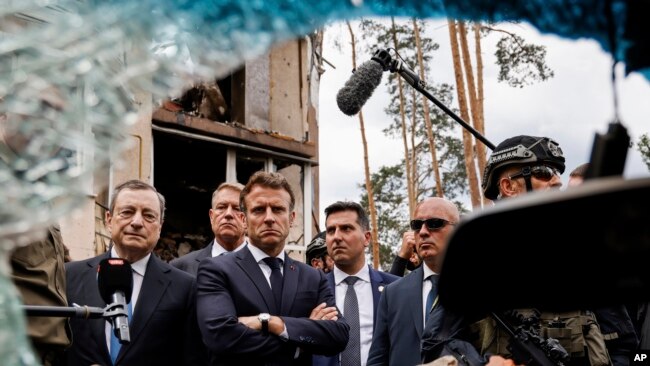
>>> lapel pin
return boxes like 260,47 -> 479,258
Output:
378,285 -> 385,292
290,265 -> 295,271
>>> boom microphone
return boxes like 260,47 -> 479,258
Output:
97,258 -> 133,343
337,48 -> 496,149
336,56 -> 386,116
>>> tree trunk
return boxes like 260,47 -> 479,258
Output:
390,18 -> 416,217
473,23 -> 490,206
346,21 -> 380,269
413,18 -> 444,198
457,21 -> 483,208
448,19 -> 481,208
410,87 -> 420,200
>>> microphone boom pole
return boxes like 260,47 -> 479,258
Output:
372,49 -> 496,150
23,305 -> 106,319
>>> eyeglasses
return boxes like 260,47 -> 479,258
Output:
508,165 -> 561,182
410,217 -> 455,232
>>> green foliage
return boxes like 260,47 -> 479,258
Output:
359,19 -> 438,60
638,133 -> 650,171
355,18 -> 467,267
494,32 -> 554,88
359,164 -> 409,269
326,19 -> 553,268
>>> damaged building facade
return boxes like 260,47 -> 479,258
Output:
63,35 -> 325,262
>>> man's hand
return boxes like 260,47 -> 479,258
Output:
238,315 -> 262,330
399,231 -> 421,266
486,355 -> 521,366
239,314 -> 286,335
310,302 -> 339,321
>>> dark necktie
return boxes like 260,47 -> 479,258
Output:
425,274 -> 438,323
341,276 -> 360,366
262,257 -> 283,310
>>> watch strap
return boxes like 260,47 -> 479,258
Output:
260,314 -> 270,335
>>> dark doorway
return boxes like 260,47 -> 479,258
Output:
153,129 -> 227,262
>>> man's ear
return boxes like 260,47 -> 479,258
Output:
105,211 -> 113,233
498,177 -> 519,198
239,212 -> 247,229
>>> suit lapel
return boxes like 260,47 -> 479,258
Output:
194,242 -> 214,266
326,271 -> 335,294
84,253 -> 115,365
280,255 -> 299,315
407,267 -> 425,338
119,255 -> 171,362
368,266 -> 385,325
236,247 -> 278,313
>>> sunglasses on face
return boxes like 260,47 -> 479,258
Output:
508,165 -> 561,182
410,217 -> 455,232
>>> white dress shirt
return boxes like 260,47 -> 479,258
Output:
248,244 -> 286,286
211,238 -> 248,257
247,244 -> 289,339
333,264 -> 373,366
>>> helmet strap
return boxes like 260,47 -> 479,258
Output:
519,166 -> 534,193
524,176 -> 534,193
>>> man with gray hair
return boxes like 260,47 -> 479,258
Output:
64,179 -> 205,365
171,182 -> 247,275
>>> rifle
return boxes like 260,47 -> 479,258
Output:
491,311 -> 570,366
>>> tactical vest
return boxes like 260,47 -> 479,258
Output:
469,309 -> 611,366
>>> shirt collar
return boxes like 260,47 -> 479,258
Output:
110,247 -> 149,277
248,242 -> 286,264
422,262 -> 437,282
333,263 -> 370,285
212,238 -> 248,257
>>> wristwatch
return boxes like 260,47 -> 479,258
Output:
258,313 -> 271,335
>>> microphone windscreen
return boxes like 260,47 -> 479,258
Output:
97,258 -> 133,304
336,59 -> 384,116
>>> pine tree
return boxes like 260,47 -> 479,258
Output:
357,18 -> 467,265
447,20 -> 555,208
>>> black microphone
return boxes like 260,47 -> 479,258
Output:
337,49 -> 496,150
335,50 -> 388,116
97,258 -> 133,344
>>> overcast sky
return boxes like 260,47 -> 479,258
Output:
316,18 -> 650,223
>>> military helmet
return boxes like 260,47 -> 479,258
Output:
306,231 -> 327,263
482,135 -> 565,200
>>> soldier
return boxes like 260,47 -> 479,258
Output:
306,231 -> 334,274
422,135 -> 637,366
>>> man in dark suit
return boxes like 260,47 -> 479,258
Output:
171,182 -> 247,275
367,197 -> 460,366
197,171 -> 349,366
314,201 -> 398,366
64,179 -> 205,366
